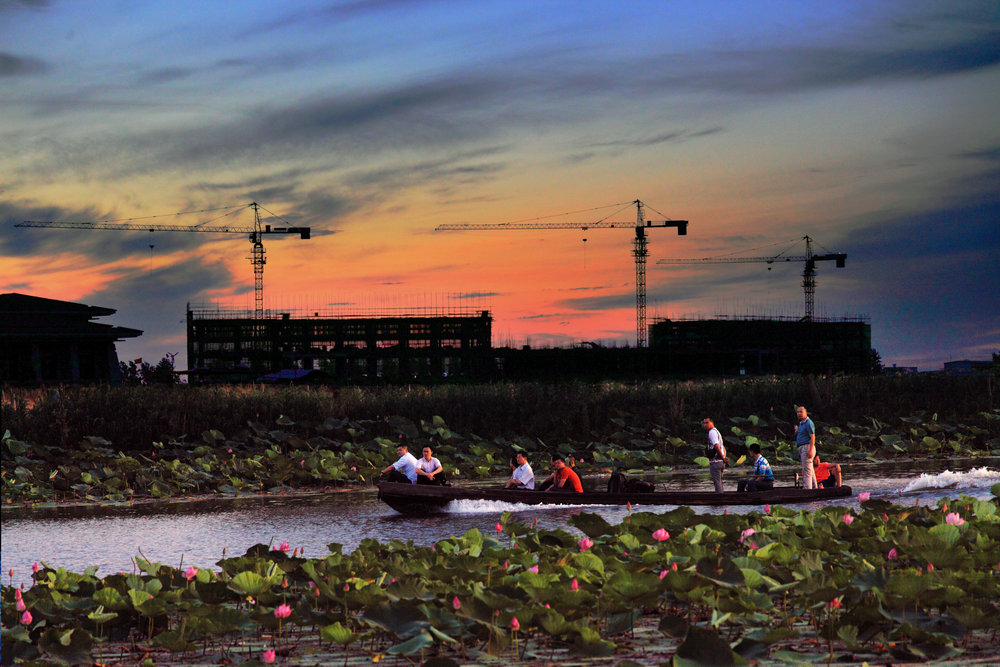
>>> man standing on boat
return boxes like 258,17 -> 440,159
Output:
505,452 -> 534,490
542,455 -> 583,493
702,417 -> 728,492
738,443 -> 774,492
415,446 -> 444,485
380,444 -> 418,484
795,406 -> 817,489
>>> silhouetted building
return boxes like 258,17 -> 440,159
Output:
942,359 -> 992,376
186,306 -> 493,384
0,293 -> 142,385
649,316 -> 872,376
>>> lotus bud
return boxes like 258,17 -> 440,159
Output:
21,610 -> 32,625
570,578 -> 579,591
511,616 -> 520,631
262,649 -> 276,664
652,528 -> 670,541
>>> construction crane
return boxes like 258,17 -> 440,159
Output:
656,235 -> 846,321
17,202 -> 310,319
436,199 -> 688,347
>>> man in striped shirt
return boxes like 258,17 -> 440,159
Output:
738,443 -> 774,492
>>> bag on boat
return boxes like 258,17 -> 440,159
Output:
608,471 -> 654,494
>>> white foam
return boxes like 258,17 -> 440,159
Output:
444,499 -> 680,514
901,467 -> 1000,493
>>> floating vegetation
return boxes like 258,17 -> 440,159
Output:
3,401 -> 998,504
3,494 -> 999,665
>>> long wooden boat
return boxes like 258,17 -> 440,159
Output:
377,481 -> 853,515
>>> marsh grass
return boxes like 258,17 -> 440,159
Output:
2,375 -> 994,450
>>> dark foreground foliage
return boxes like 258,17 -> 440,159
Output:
3,494 -> 1000,665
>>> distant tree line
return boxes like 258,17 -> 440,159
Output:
119,355 -> 179,386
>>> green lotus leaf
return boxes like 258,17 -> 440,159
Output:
363,602 -> 428,638
321,621 -> 360,645
928,523 -> 961,548
695,557 -> 744,589
673,625 -> 747,667
659,614 -> 689,638
93,587 -> 128,611
386,630 -> 434,655
229,571 -> 269,596
570,626 -> 616,657
569,512 -> 614,538
87,605 -> 118,624
694,456 -> 710,468
152,628 -> 196,652
538,609 -> 576,636
38,627 -> 94,665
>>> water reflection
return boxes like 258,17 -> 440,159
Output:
3,457 -> 996,588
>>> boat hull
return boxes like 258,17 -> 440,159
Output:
377,481 -> 853,515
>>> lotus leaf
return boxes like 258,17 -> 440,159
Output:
37,626 -> 94,665
321,620 -> 360,645
385,630 -> 435,655
570,625 -> 616,657
673,625 -> 747,667
228,571 -> 269,596
363,602 -> 428,638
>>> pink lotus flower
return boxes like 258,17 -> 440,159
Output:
842,514 -> 854,525
528,564 -> 539,573
569,578 -> 579,591
510,616 -> 520,631
20,610 -> 32,625
14,588 -> 21,601
827,597 -> 842,610
262,649 -> 276,664
927,563 -> 934,572
882,513 -> 889,522
503,560 -> 509,569
945,512 -> 965,526
626,502 -> 632,511
227,448 -> 233,453
764,504 -> 770,514
31,562 -> 40,573
274,603 -> 291,619
659,570 -> 667,580
183,566 -> 198,581
739,528 -> 756,544
16,598 -> 26,612
748,541 -> 758,550
578,537 -> 594,552
495,522 -> 503,533
671,562 -> 678,571
858,492 -> 870,502
452,596 -> 461,610
887,547 -> 898,560
7,568 -> 12,577
277,541 -> 290,553
652,528 -> 670,541
344,583 -> 350,592
300,459 -> 305,467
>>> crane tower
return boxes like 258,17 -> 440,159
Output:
657,235 -> 846,321
436,199 -> 687,348
17,202 -> 310,319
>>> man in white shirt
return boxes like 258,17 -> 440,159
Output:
702,417 -> 728,492
505,452 -> 534,490
380,444 -> 418,484
415,446 -> 444,485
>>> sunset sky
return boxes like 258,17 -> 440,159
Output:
2,0 -> 997,371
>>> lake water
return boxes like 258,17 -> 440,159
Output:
3,458 -> 997,588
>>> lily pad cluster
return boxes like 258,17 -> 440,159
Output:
4,405 -> 999,504
3,493 -> 999,665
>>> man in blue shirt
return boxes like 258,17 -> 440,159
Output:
794,406 -> 817,489
738,443 -> 774,492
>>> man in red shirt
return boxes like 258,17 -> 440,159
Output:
813,455 -> 842,487
542,455 -> 583,493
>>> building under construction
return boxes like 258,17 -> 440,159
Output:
186,306 -> 493,384
648,316 -> 873,376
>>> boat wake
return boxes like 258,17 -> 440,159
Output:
446,499 -> 647,514
901,467 -> 1000,494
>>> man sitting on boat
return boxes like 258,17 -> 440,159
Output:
415,446 -> 445,485
541,454 -> 583,493
737,443 -> 774,492
505,452 -> 534,490
380,444 -> 418,484
813,455 -> 842,487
